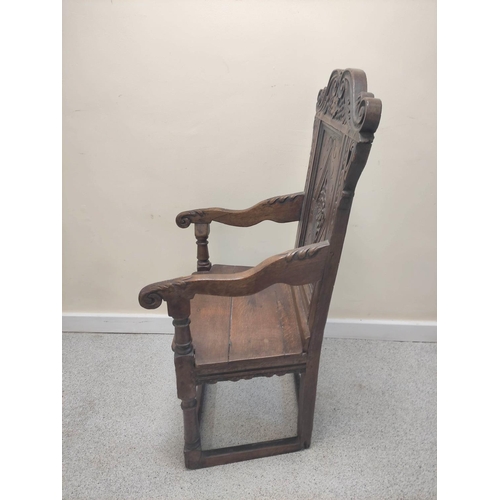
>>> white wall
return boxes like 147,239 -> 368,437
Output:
63,0 -> 436,321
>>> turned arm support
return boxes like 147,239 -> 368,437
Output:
175,192 -> 305,229
176,192 -> 305,272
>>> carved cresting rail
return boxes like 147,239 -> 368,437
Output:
315,68 -> 381,138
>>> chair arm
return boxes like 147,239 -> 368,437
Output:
175,192 -> 305,228
139,240 -> 329,312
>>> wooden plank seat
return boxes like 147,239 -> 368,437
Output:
190,265 -> 308,382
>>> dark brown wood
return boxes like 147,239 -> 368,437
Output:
195,223 -> 211,272
170,304 -> 202,458
193,358 -> 305,378
231,286 -> 299,361
188,437 -> 303,469
291,285 -> 311,350
138,68 -> 382,469
176,192 -> 304,228
188,264 -> 306,382
195,363 -> 305,384
294,372 -> 301,401
195,384 -> 205,421
190,293 -> 231,366
139,240 -> 330,307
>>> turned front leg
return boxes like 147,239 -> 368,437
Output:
170,300 -> 202,466
195,223 -> 212,272
174,347 -> 200,450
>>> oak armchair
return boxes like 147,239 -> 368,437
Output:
139,68 -> 382,469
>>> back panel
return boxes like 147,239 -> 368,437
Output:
293,69 -> 382,343
299,124 -> 354,248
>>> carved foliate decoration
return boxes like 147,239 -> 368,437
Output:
284,241 -> 325,263
139,275 -> 194,309
314,177 -> 327,240
300,128 -> 351,248
310,134 -> 336,243
176,210 -> 207,229
267,193 -> 302,205
298,69 -> 382,251
294,69 -> 381,315
316,68 -> 381,139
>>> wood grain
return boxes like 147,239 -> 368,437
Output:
190,265 -> 244,366
189,266 -> 304,367
230,285 -> 287,362
275,285 -> 304,355
190,294 -> 231,365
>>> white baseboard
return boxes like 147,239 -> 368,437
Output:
324,319 -> 436,342
62,314 -> 172,334
62,313 -> 436,342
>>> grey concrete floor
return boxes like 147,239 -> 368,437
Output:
62,333 -> 436,500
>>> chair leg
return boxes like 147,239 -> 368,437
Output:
174,352 -> 202,468
181,396 -> 203,468
196,383 -> 205,421
297,364 -> 320,449
183,375 -> 305,469
176,364 -> 314,468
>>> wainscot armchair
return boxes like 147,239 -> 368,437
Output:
139,69 -> 382,469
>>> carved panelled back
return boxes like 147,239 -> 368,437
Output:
294,69 -> 382,343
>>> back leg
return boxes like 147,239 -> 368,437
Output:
297,363 -> 320,448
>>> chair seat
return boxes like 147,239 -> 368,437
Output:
190,265 -> 309,379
